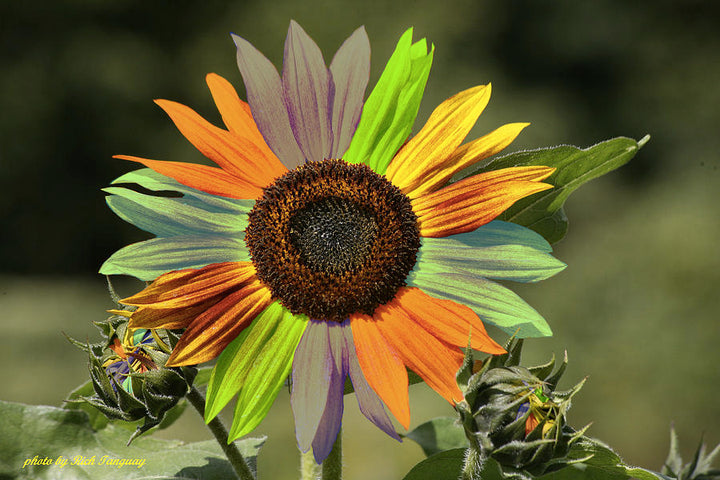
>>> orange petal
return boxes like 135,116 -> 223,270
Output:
392,288 -> 505,354
350,313 -> 411,429
406,122 -> 530,198
108,338 -> 127,359
166,280 -> 272,366
122,262 -> 256,309
129,302 -> 214,330
412,166 -> 555,237
386,85 -> 491,194
205,73 -> 280,166
154,99 -> 286,188
371,299 -> 465,404
115,154 -> 262,199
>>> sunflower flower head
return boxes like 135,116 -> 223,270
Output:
101,21 -> 566,462
67,306 -> 197,444
455,339 -> 588,476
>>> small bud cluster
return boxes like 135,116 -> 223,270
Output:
66,295 -> 196,444
455,339 -> 588,478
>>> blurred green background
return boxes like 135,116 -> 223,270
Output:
1,0 -> 719,478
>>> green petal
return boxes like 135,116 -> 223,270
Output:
204,302 -> 308,440
407,272 -> 552,337
342,28 -> 433,174
99,235 -> 248,281
111,168 -> 254,212
416,240 -> 566,284
105,186 -> 249,237
451,220 -> 554,252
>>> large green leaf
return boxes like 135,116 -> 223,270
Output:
458,135 -> 649,244
536,438 -> 670,480
0,400 -> 264,480
404,417 -> 469,457
402,448 -> 466,480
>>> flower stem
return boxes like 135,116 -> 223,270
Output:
186,386 -> 256,480
321,427 -> 342,480
460,448 -> 482,480
300,449 -> 320,480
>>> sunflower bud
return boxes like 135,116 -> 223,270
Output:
662,426 -> 720,480
67,300 -> 196,444
455,339 -> 587,477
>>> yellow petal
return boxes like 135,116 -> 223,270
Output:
407,122 -> 530,198
412,166 -> 555,237
386,84 -> 491,193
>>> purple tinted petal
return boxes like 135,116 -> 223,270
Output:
310,356 -> 345,463
329,26 -> 371,158
282,20 -> 334,162
326,319 -> 350,373
310,320 -> 350,462
291,320 -> 333,451
231,33 -> 305,169
343,327 -> 402,441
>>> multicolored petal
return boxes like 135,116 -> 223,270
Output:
406,271 -> 552,337
292,320 -> 338,452
350,313 -> 411,429
364,299 -> 466,404
122,262 -> 273,366
292,319 -> 398,462
343,28 -> 433,174
217,303 -> 308,440
415,226 -> 566,283
328,26 -> 370,157
232,32 -> 306,168
412,166 -> 555,237
114,155 -> 260,200
386,84 -> 492,195
100,235 -> 248,281
282,20 -> 334,162
153,97 -> 285,187
234,22 -> 372,167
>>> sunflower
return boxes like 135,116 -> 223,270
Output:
101,21 -> 566,462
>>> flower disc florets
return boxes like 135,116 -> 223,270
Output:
246,159 -> 420,321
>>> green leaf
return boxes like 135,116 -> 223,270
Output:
193,366 -> 214,388
478,458 -> 509,480
402,448 -> 466,480
537,437 -> 670,480
461,136 -> 648,244
344,28 -> 434,174
0,400 -> 264,480
405,417 -> 469,457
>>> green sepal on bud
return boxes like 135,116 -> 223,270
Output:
662,426 -> 720,480
65,294 -> 196,445
455,339 -> 588,478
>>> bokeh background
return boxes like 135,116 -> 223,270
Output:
1,1 -> 719,479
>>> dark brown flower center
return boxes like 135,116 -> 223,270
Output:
245,159 -> 419,322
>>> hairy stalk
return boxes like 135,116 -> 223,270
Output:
186,386 -> 256,480
321,428 -> 343,480
461,448 -> 483,480
300,449 -> 321,480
